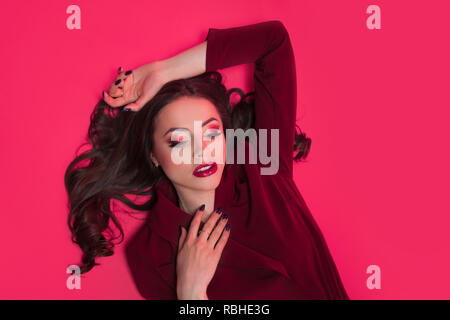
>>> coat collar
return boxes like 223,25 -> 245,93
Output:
148,164 -> 237,248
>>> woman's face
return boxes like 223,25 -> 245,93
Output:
151,96 -> 226,192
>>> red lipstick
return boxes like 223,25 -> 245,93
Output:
193,162 -> 217,177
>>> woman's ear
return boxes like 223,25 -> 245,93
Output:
150,152 -> 159,167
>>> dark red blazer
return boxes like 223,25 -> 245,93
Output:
125,20 -> 349,300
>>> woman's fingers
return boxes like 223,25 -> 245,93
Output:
103,67 -> 135,108
123,70 -> 160,112
110,75 -> 126,92
123,73 -> 131,89
207,212 -> 229,248
120,75 -> 140,110
103,76 -> 133,107
178,226 -> 187,251
103,90 -> 127,107
197,208 -> 223,242
185,206 -> 206,244
213,222 -> 230,253
124,91 -> 148,112
175,206 -> 231,254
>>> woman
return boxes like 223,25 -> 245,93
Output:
65,20 -> 349,300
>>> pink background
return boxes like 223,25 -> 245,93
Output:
1,0 -> 449,299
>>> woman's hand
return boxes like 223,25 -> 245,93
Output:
176,206 -> 231,300
103,61 -> 168,112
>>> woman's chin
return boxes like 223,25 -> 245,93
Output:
190,165 -> 224,190
189,176 -> 221,191
168,164 -> 225,191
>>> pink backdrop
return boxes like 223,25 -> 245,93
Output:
1,0 -> 449,299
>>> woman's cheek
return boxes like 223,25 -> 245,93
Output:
164,146 -> 193,174
162,149 -> 180,171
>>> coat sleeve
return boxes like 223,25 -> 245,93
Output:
205,20 -> 298,178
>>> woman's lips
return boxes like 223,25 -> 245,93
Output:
193,162 -> 218,177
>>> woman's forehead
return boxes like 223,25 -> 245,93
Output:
155,97 -> 221,133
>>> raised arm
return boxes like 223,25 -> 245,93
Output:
162,20 -> 297,177
205,21 -> 297,177
205,22 -> 296,178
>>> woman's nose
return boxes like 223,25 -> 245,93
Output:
193,136 -> 212,163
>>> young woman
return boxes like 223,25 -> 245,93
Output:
65,20 -> 349,300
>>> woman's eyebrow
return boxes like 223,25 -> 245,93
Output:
163,117 -> 219,137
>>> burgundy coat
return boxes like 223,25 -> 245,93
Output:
125,20 -> 349,300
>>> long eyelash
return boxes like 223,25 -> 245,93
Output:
169,141 -> 186,148
168,131 -> 221,147
207,131 -> 222,139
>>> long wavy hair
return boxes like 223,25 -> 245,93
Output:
64,71 -> 311,274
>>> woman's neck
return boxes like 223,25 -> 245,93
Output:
174,184 -> 215,221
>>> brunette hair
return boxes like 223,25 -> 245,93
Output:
64,71 -> 311,274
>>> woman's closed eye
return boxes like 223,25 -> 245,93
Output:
169,138 -> 188,148
168,134 -> 189,148
168,130 -> 222,148
205,130 -> 222,140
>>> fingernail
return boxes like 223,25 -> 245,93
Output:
216,207 -> 223,214
225,224 -> 230,231
199,204 -> 205,211
179,225 -> 182,236
122,108 -> 131,112
115,79 -> 122,85
118,66 -> 123,73
221,214 -> 228,220
125,70 -> 132,75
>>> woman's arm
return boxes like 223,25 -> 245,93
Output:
104,21 -> 297,177
103,42 -> 207,111
160,41 -> 207,83
161,20 -> 298,178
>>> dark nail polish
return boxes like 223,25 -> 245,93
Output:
179,225 -> 182,236
125,70 -> 132,75
221,214 -> 228,220
115,79 -> 122,85
118,66 -> 122,73
122,108 -> 130,112
216,207 -> 223,214
199,204 -> 205,211
225,224 -> 230,231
